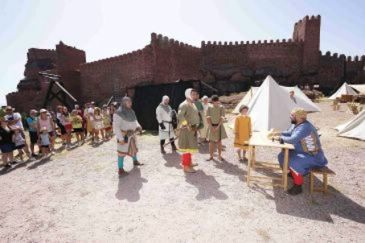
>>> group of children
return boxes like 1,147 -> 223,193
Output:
0,102 -> 117,168
55,103 -> 115,148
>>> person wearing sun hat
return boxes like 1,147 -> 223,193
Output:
4,106 -> 24,131
274,107 -> 328,195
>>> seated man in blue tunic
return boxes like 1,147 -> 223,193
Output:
275,108 -> 328,195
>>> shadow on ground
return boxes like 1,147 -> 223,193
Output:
185,169 -> 228,201
115,168 -> 148,202
251,175 -> 365,224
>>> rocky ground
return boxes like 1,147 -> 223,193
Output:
0,101 -> 364,242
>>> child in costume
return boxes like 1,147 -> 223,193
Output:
234,105 -> 252,162
206,95 -> 228,161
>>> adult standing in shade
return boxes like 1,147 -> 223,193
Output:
156,95 -> 177,154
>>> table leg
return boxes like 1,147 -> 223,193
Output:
283,148 -> 289,191
247,145 -> 253,186
252,146 -> 256,168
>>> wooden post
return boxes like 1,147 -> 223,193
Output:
247,145 -> 253,187
323,173 -> 328,193
252,146 -> 256,168
310,172 -> 314,194
283,148 -> 289,191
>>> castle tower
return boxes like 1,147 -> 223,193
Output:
293,15 -> 321,73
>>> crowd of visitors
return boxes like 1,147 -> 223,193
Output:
0,102 -> 118,168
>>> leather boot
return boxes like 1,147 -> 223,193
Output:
160,145 -> 167,154
184,166 -> 196,173
118,168 -> 128,176
171,142 -> 177,151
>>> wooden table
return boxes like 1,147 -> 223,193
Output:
246,131 -> 294,190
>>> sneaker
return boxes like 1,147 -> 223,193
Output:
287,185 -> 303,195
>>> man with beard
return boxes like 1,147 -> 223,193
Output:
177,88 -> 200,173
272,108 -> 328,195
156,95 -> 177,154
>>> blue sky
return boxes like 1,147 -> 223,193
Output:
1,0 -> 364,105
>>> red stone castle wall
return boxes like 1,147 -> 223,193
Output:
6,15 -> 365,112
79,45 -> 154,103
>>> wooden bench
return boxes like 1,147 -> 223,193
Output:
309,167 -> 335,194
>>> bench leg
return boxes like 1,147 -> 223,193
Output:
323,173 -> 328,194
310,172 -> 314,194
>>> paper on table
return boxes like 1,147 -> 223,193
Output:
248,131 -> 294,149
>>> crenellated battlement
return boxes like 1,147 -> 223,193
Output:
27,48 -> 57,60
201,38 -> 302,48
81,47 -> 150,68
321,51 -> 365,63
151,33 -> 199,50
294,15 -> 321,27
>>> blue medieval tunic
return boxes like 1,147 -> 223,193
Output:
278,121 -> 328,175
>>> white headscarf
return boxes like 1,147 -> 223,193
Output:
162,95 -> 169,103
202,95 -> 208,101
159,95 -> 170,113
185,88 -> 193,101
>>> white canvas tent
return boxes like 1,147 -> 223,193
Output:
247,75 -> 310,131
282,86 -> 321,112
349,84 -> 365,95
328,82 -> 357,100
336,109 -> 365,140
233,84 -> 320,114
232,87 -> 258,114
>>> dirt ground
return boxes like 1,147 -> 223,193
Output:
0,101 -> 364,242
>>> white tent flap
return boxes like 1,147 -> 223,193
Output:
329,82 -> 357,100
336,109 -> 365,140
247,75 -> 310,131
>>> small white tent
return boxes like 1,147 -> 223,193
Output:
232,87 -> 258,114
247,75 -> 305,131
233,85 -> 320,114
349,84 -> 365,95
282,86 -> 321,112
336,109 -> 365,140
329,82 -> 357,100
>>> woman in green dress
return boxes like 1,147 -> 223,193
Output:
206,95 -> 227,161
